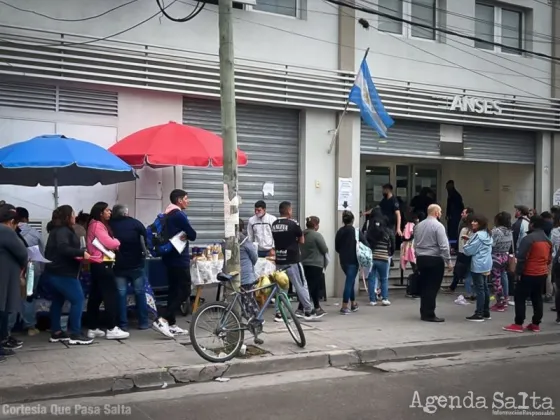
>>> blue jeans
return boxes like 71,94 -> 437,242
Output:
471,272 -> 490,316
115,269 -> 148,329
367,259 -> 389,301
8,299 -> 37,332
501,270 -> 509,297
341,264 -> 359,304
49,275 -> 85,336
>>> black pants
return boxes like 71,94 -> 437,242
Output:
303,265 -> 322,309
165,266 -> 191,326
514,274 -> 547,325
86,262 -> 118,330
416,256 -> 445,319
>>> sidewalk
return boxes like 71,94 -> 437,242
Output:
2,294 -> 560,404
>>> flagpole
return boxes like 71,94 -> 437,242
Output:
327,47 -> 370,155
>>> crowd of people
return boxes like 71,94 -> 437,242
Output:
0,189 -> 197,361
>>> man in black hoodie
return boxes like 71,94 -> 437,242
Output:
109,205 -> 150,331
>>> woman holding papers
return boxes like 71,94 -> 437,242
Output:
85,202 -> 129,340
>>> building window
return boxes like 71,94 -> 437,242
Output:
378,0 -> 403,34
475,2 -> 523,54
378,0 -> 437,41
252,0 -> 298,17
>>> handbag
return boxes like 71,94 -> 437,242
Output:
355,228 -> 373,269
507,240 -> 517,274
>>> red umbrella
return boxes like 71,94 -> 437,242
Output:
109,121 -> 248,168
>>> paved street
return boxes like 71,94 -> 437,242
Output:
2,344 -> 559,420
2,293 -> 560,403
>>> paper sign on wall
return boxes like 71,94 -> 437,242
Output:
553,189 -> 560,206
338,177 -> 353,210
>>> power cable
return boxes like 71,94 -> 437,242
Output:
0,0 -> 140,22
0,0 -> 179,48
328,0 -> 560,62
357,1 -> 553,85
156,0 -> 205,22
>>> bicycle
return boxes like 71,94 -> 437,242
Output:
189,271 -> 306,363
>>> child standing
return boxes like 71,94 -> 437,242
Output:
490,212 -> 513,312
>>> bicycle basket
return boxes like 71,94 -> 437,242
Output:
271,270 -> 290,290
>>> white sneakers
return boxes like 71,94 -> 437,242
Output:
370,300 -> 391,306
87,327 -> 130,340
151,318 -> 188,338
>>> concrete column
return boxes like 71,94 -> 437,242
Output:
535,133 -> 552,212
334,2 -> 360,298
550,1 -> 560,207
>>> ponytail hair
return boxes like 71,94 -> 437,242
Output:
306,216 -> 320,229
51,205 -> 74,228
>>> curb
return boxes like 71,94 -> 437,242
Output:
3,331 -> 560,404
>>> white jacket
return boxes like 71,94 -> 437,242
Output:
247,213 -> 276,251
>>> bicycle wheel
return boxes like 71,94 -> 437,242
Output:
277,292 -> 306,348
189,301 -> 245,363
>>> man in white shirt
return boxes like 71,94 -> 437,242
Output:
247,200 -> 277,257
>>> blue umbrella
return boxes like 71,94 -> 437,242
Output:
0,134 -> 136,207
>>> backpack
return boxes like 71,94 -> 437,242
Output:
355,228 -> 373,270
146,210 -> 178,257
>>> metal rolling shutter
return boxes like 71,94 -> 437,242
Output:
182,98 -> 300,244
360,119 -> 441,158
462,126 -> 536,164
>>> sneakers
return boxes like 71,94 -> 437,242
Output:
87,328 -> 105,339
27,327 -> 40,336
152,318 -> 174,338
483,314 -> 491,320
294,310 -> 304,319
49,331 -> 70,343
68,334 -> 94,345
381,299 -> 391,306
369,301 -> 377,306
490,304 -> 506,312
454,295 -> 469,306
303,312 -> 317,321
339,308 -> 351,315
351,303 -> 359,312
169,325 -> 188,336
525,323 -> 540,333
274,312 -> 284,322
105,327 -> 130,340
466,314 -> 485,322
1,336 -> 22,350
314,308 -> 327,318
0,347 -> 15,357
503,323 -> 523,333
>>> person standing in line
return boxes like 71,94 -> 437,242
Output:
512,205 -> 530,251
490,212 -> 513,312
463,215 -> 493,322
414,204 -> 452,323
335,210 -> 369,315
365,216 -> 395,307
247,200 -> 277,258
109,204 -> 150,332
540,211 -> 555,303
378,184 -> 401,267
444,213 -> 474,298
85,202 -> 129,340
445,180 -> 464,252
44,205 -> 93,345
550,212 -> 560,313
504,215 -> 552,333
271,201 -> 317,322
0,204 -> 29,359
8,207 -> 43,336
152,189 -> 197,337
300,216 -> 328,317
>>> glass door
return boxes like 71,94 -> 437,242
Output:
365,166 -> 391,211
412,166 -> 439,203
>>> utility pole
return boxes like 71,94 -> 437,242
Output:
218,0 -> 240,286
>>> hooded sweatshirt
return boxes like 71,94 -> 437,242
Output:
463,230 -> 493,273
491,226 -> 513,255
300,229 -> 329,268
160,204 -> 197,268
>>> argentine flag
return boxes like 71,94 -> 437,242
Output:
349,58 -> 394,138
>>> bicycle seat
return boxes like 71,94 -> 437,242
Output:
216,272 -> 234,282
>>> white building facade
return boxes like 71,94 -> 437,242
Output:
0,0 -> 558,296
